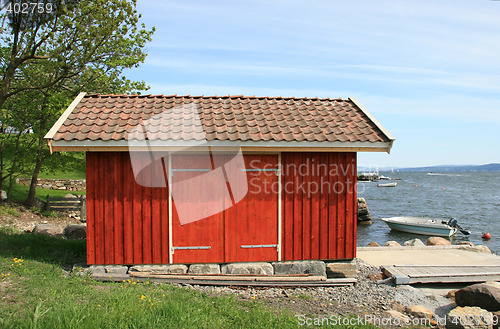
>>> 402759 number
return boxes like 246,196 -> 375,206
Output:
4,2 -> 54,14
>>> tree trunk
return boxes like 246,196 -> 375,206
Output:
25,138 -> 45,207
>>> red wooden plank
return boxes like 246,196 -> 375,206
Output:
122,155 -> 134,264
344,153 -> 354,259
86,153 -> 96,264
329,152 -> 338,259
310,154 -> 320,260
282,153 -> 294,261
337,153 -> 346,259
132,154 -> 144,264
293,153 -> 303,260
151,156 -> 162,264
94,153 -> 105,264
114,153 -> 124,264
142,160 -> 153,264
104,153 -> 115,264
319,152 -> 329,259
302,154 -> 312,260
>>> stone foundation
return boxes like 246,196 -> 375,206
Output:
75,260 -> 356,278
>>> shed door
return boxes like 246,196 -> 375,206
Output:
171,153 -> 226,263
224,154 -> 279,263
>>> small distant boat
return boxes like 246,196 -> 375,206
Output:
379,175 -> 392,180
377,182 -> 397,187
381,217 -> 470,237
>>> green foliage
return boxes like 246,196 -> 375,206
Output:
0,0 -> 154,204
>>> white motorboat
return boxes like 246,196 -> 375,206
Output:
381,217 -> 470,237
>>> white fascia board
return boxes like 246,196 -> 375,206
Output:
50,139 -> 392,151
44,92 -> 87,139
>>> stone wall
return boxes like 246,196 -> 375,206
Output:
16,178 -> 86,191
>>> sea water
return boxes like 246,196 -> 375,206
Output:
356,172 -> 500,254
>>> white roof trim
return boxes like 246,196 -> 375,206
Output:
44,92 -> 86,139
348,97 -> 395,142
50,139 -> 392,150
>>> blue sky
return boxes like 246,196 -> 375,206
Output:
126,0 -> 500,168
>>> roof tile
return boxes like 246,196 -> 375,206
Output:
51,94 -> 392,144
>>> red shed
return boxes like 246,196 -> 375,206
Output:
45,93 -> 394,265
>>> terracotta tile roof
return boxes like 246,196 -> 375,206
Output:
50,94 -> 393,144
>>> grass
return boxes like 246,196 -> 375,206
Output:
0,228 -> 381,328
0,228 -> 304,329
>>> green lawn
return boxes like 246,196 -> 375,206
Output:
0,228 -> 305,329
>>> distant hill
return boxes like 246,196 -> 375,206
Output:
393,163 -> 500,172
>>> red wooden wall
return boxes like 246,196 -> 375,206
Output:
281,152 -> 357,261
86,151 -> 357,265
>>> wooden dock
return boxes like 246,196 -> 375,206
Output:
92,273 -> 357,287
383,265 -> 500,285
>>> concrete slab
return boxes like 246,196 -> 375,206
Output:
357,247 -> 500,267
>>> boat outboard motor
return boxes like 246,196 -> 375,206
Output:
442,218 -> 471,235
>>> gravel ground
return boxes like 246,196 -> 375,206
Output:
178,259 -> 454,327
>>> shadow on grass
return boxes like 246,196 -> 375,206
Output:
0,228 -> 86,266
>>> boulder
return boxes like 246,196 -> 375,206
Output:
272,260 -> 325,277
32,224 -> 63,236
460,245 -> 492,254
390,301 -> 406,313
427,237 -> 451,246
383,310 -> 410,322
457,241 -> 475,247
325,260 -> 355,278
1,190 -> 6,200
366,241 -> 380,247
65,194 -> 77,198
222,262 -> 273,276
404,238 -> 425,247
188,264 -> 221,274
406,305 -> 434,320
385,241 -> 401,247
455,282 -> 500,312
446,306 -> 493,329
367,272 -> 384,281
357,198 -> 372,223
129,264 -> 188,274
63,224 -> 86,239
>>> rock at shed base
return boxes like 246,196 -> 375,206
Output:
222,262 -> 273,276
32,224 -> 63,236
455,282 -> 500,312
188,264 -> 221,274
325,260 -> 356,278
272,260 -> 326,277
129,264 -> 188,274
427,237 -> 451,246
63,224 -> 86,239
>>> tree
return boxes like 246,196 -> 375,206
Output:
0,0 -> 154,204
